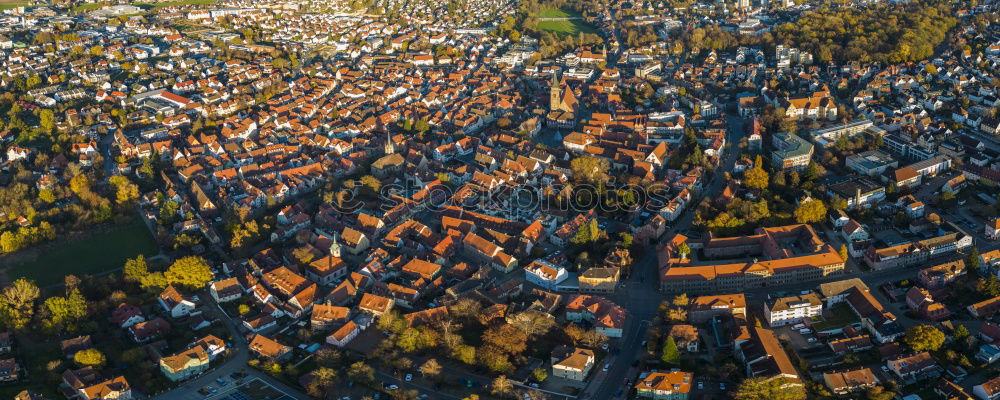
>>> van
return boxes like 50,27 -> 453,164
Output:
799,328 -> 812,335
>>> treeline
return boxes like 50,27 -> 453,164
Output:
775,2 -> 958,63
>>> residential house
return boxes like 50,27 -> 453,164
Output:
550,346 -> 595,381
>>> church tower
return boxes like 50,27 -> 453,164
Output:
384,131 -> 395,155
549,72 -> 561,111
330,232 -> 342,258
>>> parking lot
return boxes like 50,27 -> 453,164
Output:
192,377 -> 295,400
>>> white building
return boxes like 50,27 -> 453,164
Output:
525,259 -> 568,290
765,293 -> 823,327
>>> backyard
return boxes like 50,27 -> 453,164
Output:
810,304 -> 859,332
4,219 -> 158,287
536,8 -> 596,35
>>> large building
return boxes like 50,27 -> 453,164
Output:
771,133 -> 814,170
550,346 -> 594,381
634,371 -> 693,400
659,225 -> 845,294
864,232 -> 973,270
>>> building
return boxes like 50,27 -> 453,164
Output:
822,367 -> 879,395
865,232 -> 973,270
666,325 -> 700,352
817,278 -> 870,307
660,226 -> 845,294
987,219 -> 1000,240
765,293 -> 822,327
248,334 -> 291,360
736,327 -> 802,383
918,260 -> 966,290
157,285 -> 196,318
970,296 -> 1000,319
579,267 -> 620,293
771,133 -> 814,170
811,120 -> 878,147
827,178 -> 885,210
550,346 -> 595,381
845,150 -> 898,177
973,374 -> 1000,400
634,371 -> 693,400
358,293 -> 394,317
564,295 -> 626,338
209,278 -> 242,303
326,321 -> 360,348
524,259 -> 568,290
846,287 -> 904,343
688,294 -> 746,324
159,346 -> 210,382
887,352 -> 940,382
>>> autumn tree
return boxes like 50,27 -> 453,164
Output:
165,256 -> 213,289
507,310 -> 556,338
420,358 -> 442,378
0,278 -> 40,330
744,155 -> 770,190
491,375 -> 514,398
108,175 -> 139,204
794,199 -> 827,224
347,361 -> 374,384
123,255 -> 149,283
482,324 -> 528,356
904,325 -> 945,352
73,348 -> 106,367
734,377 -> 806,400
570,156 -> 610,184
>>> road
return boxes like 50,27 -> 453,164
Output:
581,109 -> 746,400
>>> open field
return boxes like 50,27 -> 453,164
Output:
6,220 -> 157,286
138,0 -> 214,9
537,8 -> 596,35
0,0 -> 28,10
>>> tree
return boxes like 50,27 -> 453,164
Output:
507,311 -> 557,338
109,175 -> 139,204
953,324 -> 971,341
73,349 -> 106,367
420,358 -> 442,378
165,256 -> 213,289
0,278 -> 40,330
968,247 -> 981,273
866,386 -> 895,400
838,244 -> 849,261
483,324 -> 528,355
570,156 -> 610,184
661,336 -> 680,364
123,255 -> 149,283
794,199 -> 827,224
745,155 -> 770,190
532,368 -> 548,382
347,361 -> 374,383
38,109 -> 55,133
305,367 -> 337,397
733,377 -> 806,400
904,325 -> 945,352
978,276 -> 1000,297
491,375 -> 513,398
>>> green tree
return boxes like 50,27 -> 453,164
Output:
73,348 -> 106,367
903,325 -> 945,352
953,324 -> 971,341
165,256 -> 213,289
532,367 -> 548,382
734,377 -> 806,400
794,199 -> 827,224
347,361 -> 374,383
661,336 -> 680,364
968,247 -> 981,273
38,109 -> 55,133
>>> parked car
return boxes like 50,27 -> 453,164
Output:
405,374 -> 412,382
603,363 -> 610,372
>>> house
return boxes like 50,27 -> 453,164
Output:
109,303 -> 145,328
846,287 -> 904,343
358,293 -> 394,317
564,295 -> 626,338
130,317 -> 171,343
904,287 -> 950,321
973,374 -> 1000,400
311,304 -> 350,331
918,260 -> 965,290
822,367 -> 878,395
887,352 -> 940,382
969,296 -> 1000,318
841,220 -> 869,243
525,259 -> 569,290
764,293 -> 822,327
634,371 -> 693,400
979,344 -> 1000,364
158,285 -> 196,318
0,358 -> 18,382
735,327 -> 801,383
62,368 -> 132,400
326,320 -> 360,348
579,267 -> 620,293
191,335 -> 227,360
60,336 -> 93,359
550,346 -> 595,381
159,346 -> 210,382
209,278 -> 242,303
988,219 -> 1000,240
771,133 -> 813,170
667,325 -> 700,352
818,279 -> 870,307
248,334 -> 291,360
688,294 -> 746,323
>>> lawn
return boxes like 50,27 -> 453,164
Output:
6,220 -> 157,286
811,304 -> 859,332
0,0 -> 28,10
72,2 -> 107,12
536,8 -> 596,35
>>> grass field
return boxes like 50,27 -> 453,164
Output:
536,8 -> 595,35
0,0 -> 28,10
811,304 -> 859,332
7,220 -> 157,286
72,2 -> 107,12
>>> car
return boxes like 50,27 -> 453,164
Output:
530,383 -> 539,388
418,395 -> 430,399
601,343 -> 609,351
208,386 -> 218,394
603,363 -> 610,372
386,384 -> 398,390
698,381 -> 704,390
881,366 -> 889,372
719,383 -> 726,390
807,337 -> 817,343
216,378 -> 227,386
405,374 -> 413,382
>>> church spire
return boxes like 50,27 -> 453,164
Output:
384,131 -> 394,154
330,232 -> 341,258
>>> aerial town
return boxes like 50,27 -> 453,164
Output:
0,0 -> 996,399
